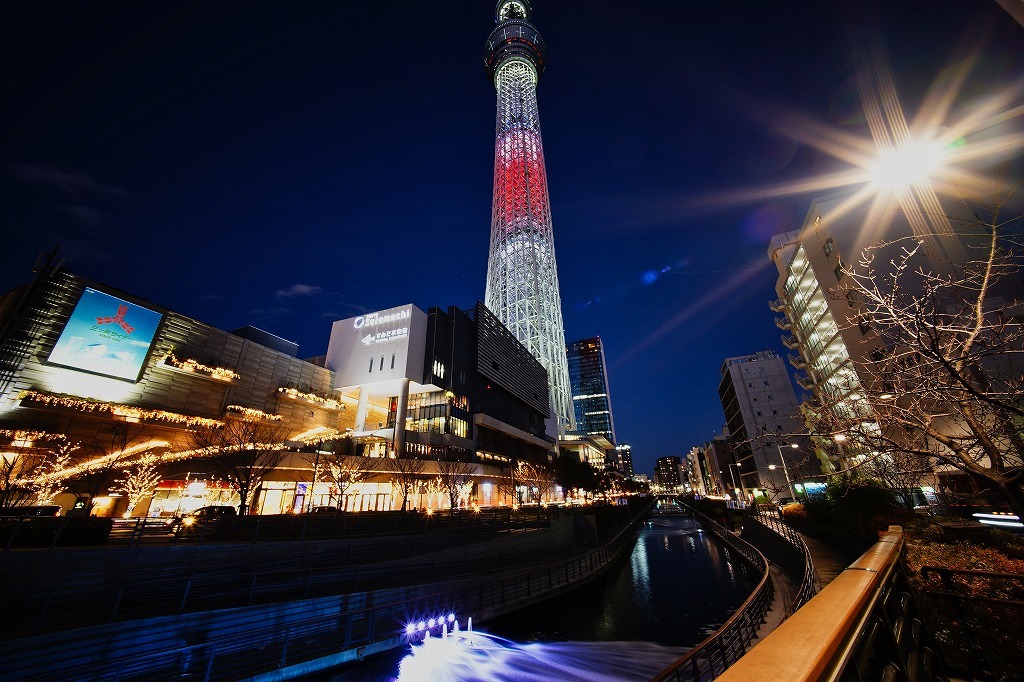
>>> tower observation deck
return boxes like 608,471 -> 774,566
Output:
483,1 -> 575,436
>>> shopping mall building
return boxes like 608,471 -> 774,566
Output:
0,262 -> 554,515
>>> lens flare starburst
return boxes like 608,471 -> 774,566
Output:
693,31 -> 1024,238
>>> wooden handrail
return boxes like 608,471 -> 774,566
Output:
717,525 -> 905,682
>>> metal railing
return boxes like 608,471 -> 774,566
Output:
0,518 -> 558,638
717,526 -> 945,682
2,502 -> 653,681
651,506 -> 775,681
746,506 -> 819,615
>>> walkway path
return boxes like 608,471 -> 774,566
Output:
798,532 -> 848,587
746,523 -> 849,645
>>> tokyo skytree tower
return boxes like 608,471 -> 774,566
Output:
484,1 -> 575,436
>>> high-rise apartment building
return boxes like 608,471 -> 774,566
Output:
566,336 -> 616,446
655,456 -> 682,489
767,191 -> 981,474
718,351 -> 807,498
483,1 -> 575,436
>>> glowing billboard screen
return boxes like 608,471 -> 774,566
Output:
47,288 -> 163,382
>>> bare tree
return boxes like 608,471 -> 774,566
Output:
518,460 -> 557,518
187,417 -> 288,515
386,456 -> 427,512
819,192 -> 1024,516
436,457 -> 475,513
311,439 -> 371,510
113,454 -> 164,517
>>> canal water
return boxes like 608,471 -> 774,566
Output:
321,515 -> 757,681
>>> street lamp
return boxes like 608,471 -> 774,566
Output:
772,443 -> 799,501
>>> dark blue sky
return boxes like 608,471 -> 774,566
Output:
3,1 -> 1022,476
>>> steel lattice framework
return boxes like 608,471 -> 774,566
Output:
483,2 -> 575,435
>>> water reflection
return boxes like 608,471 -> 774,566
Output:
321,516 -> 756,681
490,516 -> 756,645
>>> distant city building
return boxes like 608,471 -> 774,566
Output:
483,1 -> 575,436
613,443 -> 634,478
655,456 -> 682,489
718,351 -> 806,498
686,430 -> 736,497
566,336 -> 617,447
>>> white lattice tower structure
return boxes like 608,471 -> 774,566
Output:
483,1 -> 575,436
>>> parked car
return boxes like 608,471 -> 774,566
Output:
170,505 -> 237,536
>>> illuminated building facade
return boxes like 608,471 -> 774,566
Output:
483,1 -> 575,437
0,260 -> 554,515
566,336 -> 617,447
325,301 -> 553,474
718,351 -> 805,497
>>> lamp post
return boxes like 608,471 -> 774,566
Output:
773,443 -> 799,501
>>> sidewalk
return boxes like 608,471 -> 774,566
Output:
798,532 -> 848,588
747,525 -> 850,644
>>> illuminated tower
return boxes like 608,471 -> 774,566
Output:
484,1 -> 575,435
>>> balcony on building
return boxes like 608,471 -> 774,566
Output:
781,334 -> 800,350
795,374 -> 816,391
774,316 -> 793,331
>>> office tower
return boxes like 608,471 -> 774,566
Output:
567,336 -> 616,445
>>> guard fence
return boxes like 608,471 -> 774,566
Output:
1,501 -> 653,681
651,505 -> 775,681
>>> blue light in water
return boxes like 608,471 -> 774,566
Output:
396,629 -> 685,681
642,270 -> 658,285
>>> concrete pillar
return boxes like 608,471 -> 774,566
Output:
394,378 -> 410,457
355,387 -> 369,432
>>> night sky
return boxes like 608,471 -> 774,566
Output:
3,1 -> 1022,477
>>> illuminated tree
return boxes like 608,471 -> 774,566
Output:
186,416 -> 288,515
311,439 -> 371,510
517,460 -> 556,518
435,457 -> 475,513
113,454 -> 163,517
66,420 -> 154,510
819,193 -> 1024,516
0,430 -> 68,503
385,456 -> 427,512
34,440 -> 78,505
